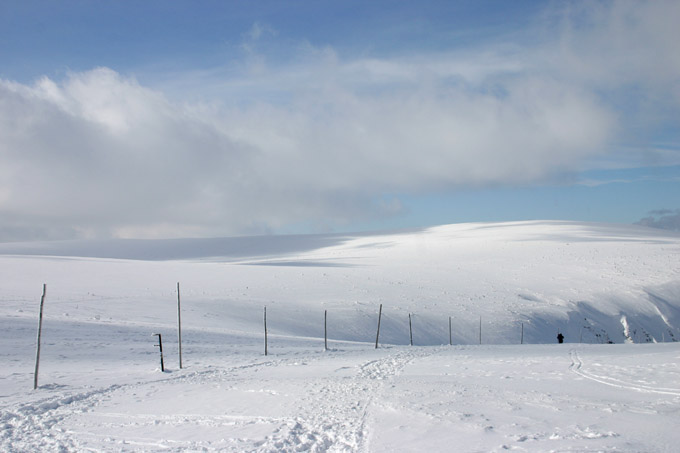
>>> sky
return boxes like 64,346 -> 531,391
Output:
0,0 -> 679,241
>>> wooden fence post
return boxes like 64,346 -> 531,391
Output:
375,304 -> 383,349
324,309 -> 328,351
177,282 -> 183,369
33,284 -> 46,390
153,333 -> 165,372
264,306 -> 268,356
479,316 -> 482,345
409,313 -> 413,346
449,316 -> 452,346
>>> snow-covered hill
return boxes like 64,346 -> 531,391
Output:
2,220 -> 678,346
1,221 -> 679,451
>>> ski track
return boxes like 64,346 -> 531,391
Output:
1,354 -> 329,452
0,384 -> 122,452
0,348 -> 436,452
3,346 -> 680,451
255,347 -> 436,452
569,349 -> 680,396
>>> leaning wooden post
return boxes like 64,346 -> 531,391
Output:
375,304 -> 383,349
449,316 -> 452,346
177,282 -> 183,369
264,306 -> 268,356
408,313 -> 413,346
324,309 -> 328,351
33,284 -> 47,390
153,333 -> 165,372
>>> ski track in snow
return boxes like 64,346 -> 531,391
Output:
1,355 -> 328,452
569,349 -> 680,396
255,347 -> 435,452
2,345 -> 680,451
1,384 -> 122,452
0,348 -> 435,452
0,347 -> 441,452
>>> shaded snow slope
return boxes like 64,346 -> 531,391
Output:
1,220 -> 679,347
0,232 -> 360,261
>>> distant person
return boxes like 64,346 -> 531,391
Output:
557,333 -> 564,344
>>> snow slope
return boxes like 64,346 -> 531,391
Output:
2,220 -> 678,345
1,221 -> 679,451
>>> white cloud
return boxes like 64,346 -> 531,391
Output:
0,69 -> 253,238
547,1 -> 680,87
1,1 -> 678,240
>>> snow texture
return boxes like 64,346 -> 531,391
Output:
1,221 -> 679,451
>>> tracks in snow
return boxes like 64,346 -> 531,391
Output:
256,347 -> 437,453
0,356 -> 323,452
1,347 -> 437,452
569,349 -> 680,396
0,384 -> 123,452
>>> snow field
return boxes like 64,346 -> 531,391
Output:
2,340 -> 679,451
1,221 -> 680,451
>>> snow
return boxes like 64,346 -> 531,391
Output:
1,220 -> 679,451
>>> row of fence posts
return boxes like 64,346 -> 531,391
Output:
32,283 -> 529,387
262,303 -> 521,356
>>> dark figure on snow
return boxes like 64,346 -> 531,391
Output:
557,333 -> 564,344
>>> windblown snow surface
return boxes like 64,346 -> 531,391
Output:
1,221 -> 679,452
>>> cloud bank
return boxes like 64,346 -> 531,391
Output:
636,209 -> 680,231
1,1 -> 679,240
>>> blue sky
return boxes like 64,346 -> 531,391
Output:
0,0 -> 679,240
